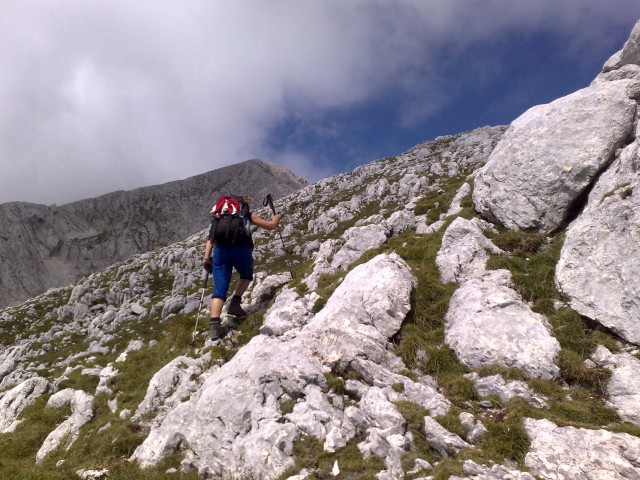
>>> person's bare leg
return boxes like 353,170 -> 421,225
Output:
210,297 -> 225,318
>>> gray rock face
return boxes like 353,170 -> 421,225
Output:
437,216 -> 561,380
524,418 -> 640,479
473,81 -> 636,233
423,416 -> 471,457
132,353 -> 215,426
453,460 -> 536,480
555,142 -> 640,344
330,224 -> 389,271
0,159 -> 306,307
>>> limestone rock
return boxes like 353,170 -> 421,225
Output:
248,272 -> 292,312
465,373 -> 548,409
76,468 -> 109,480
446,182 -> 471,217
303,238 -> 339,291
458,412 -> 487,444
0,376 -> 51,433
259,288 -> 319,337
423,416 -> 471,457
524,418 -> 640,479
161,296 -> 185,319
133,353 -> 215,426
555,142 -> 640,344
36,389 -> 94,464
436,217 -> 502,284
473,81 -> 636,233
591,346 -> 640,426
445,270 -> 560,379
452,460 -> 536,480
330,224 -> 388,271
385,209 -> 416,236
131,254 -> 449,479
603,19 -> 640,71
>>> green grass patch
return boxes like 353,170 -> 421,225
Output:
0,396 -> 70,475
279,435 -> 385,479
35,395 -> 198,480
386,225 -> 471,403
109,314 -> 199,410
414,175 -> 470,223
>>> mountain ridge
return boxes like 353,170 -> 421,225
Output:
0,158 -> 307,308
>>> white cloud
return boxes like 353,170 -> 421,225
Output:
0,1 -> 638,204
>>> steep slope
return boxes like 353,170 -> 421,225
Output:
1,18 -> 640,480
0,159 -> 307,308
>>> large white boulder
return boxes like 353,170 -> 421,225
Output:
445,270 -> 560,379
473,81 -> 636,233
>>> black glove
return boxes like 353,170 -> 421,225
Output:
203,257 -> 212,273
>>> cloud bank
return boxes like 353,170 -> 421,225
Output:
1,1 -> 639,204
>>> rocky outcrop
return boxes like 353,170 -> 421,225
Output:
437,217 -> 561,380
0,376 -> 51,433
0,159 -> 307,308
524,418 -> 640,479
604,19 -> 640,72
551,17 -> 640,346
555,141 -> 640,344
36,388 -> 94,464
473,81 -> 636,233
465,373 -> 548,409
436,217 -> 502,284
131,254 -> 450,478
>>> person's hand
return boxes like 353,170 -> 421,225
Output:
274,213 -> 283,224
203,257 -> 212,273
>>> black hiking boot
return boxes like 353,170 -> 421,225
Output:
209,318 -> 228,340
227,295 -> 248,318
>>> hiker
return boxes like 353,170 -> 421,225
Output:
202,195 -> 280,339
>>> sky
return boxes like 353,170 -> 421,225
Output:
2,1 -> 640,206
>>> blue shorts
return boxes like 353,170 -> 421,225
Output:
211,244 -> 254,300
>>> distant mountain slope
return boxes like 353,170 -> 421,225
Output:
0,159 -> 307,307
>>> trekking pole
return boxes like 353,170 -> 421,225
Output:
190,273 -> 209,346
263,194 -> 295,279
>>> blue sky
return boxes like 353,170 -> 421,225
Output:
1,1 -> 640,205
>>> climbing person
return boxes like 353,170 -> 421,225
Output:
202,195 -> 281,340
